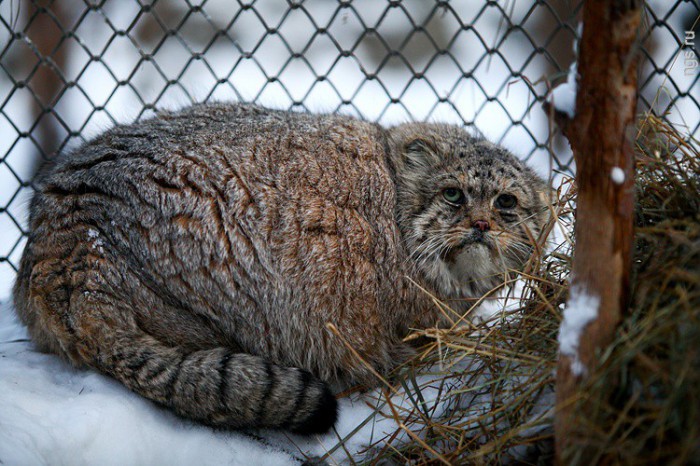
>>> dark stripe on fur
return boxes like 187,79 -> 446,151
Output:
163,351 -> 187,400
217,352 -> 234,408
255,361 -> 275,420
283,369 -> 312,428
67,152 -> 121,171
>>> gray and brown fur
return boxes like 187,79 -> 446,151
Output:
13,103 -> 549,434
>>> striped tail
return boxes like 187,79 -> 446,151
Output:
97,331 -> 337,434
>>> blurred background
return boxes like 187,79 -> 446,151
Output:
0,0 -> 697,299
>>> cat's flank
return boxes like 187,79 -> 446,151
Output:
13,103 -> 549,434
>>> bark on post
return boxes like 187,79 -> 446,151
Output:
546,0 -> 642,462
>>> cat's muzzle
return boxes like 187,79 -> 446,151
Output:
442,230 -> 495,263
458,230 -> 495,250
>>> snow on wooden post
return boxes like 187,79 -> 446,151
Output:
545,0 -> 642,462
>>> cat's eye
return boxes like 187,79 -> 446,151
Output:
495,193 -> 518,209
442,188 -> 465,205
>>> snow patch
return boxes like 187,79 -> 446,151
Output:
547,22 -> 582,119
548,62 -> 578,119
87,228 -> 105,253
558,286 -> 599,376
611,167 -> 625,185
0,301 -> 300,465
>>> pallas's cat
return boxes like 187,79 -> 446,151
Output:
13,103 -> 549,434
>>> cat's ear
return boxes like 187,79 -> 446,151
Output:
406,138 -> 430,154
403,138 -> 438,168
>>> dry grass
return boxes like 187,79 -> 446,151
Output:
561,115 -> 700,465
325,113 -> 699,465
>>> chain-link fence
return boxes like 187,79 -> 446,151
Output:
0,0 -> 697,298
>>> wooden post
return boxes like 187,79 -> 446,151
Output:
546,0 -> 642,463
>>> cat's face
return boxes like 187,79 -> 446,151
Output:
388,123 -> 550,297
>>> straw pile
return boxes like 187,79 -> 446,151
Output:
343,113 -> 698,465
561,115 -> 699,465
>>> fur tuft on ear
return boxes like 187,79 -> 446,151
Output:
404,138 -> 437,167
387,123 -> 445,171
405,138 -> 430,154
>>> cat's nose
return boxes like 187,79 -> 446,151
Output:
472,220 -> 490,232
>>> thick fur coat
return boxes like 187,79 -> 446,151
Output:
13,103 -> 548,433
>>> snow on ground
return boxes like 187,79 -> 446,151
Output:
0,302 -> 300,466
0,301 -> 447,465
0,288 -> 552,465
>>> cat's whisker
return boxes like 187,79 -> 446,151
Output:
412,235 -> 444,262
491,237 -> 512,284
499,238 -> 532,262
504,207 -> 549,231
500,236 -> 531,252
418,239 -> 450,269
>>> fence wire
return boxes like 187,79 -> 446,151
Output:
0,0 -> 698,296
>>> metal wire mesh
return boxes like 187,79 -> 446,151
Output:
0,0 -> 697,297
